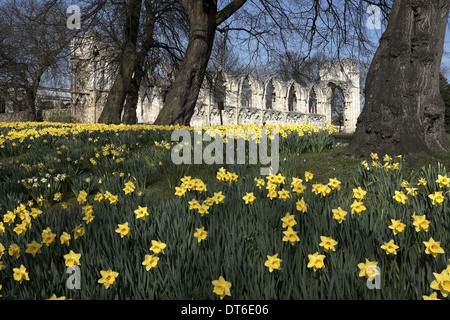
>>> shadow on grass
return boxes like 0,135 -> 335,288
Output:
146,134 -> 364,198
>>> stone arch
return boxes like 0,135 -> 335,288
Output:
287,82 -> 298,112
308,86 -> 318,114
323,81 -> 353,131
239,75 -> 253,108
330,83 -> 345,128
268,79 -> 284,111
295,87 -> 309,114
264,78 -> 276,110
71,32 -> 360,131
219,73 -> 239,109
318,58 -> 360,132
41,101 -> 54,110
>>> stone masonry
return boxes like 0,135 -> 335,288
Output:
70,32 -> 361,132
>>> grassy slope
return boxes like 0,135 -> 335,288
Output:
145,133 -> 364,199
411,133 -> 450,168
147,134 -> 362,199
2,132 -> 449,202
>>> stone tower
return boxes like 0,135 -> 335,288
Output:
70,30 -> 117,123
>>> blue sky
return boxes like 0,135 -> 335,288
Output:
366,19 -> 450,79
229,2 -> 450,81
442,29 -> 450,78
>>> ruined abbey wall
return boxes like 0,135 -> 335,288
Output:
70,32 -> 361,132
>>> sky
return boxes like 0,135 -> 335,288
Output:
366,16 -> 450,79
227,1 -> 450,83
442,30 -> 450,78
38,1 -> 450,87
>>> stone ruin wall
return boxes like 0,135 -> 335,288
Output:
70,31 -> 117,124
0,87 -> 71,122
70,32 -> 361,132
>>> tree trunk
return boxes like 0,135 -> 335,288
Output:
345,0 -> 450,164
121,74 -> 141,124
98,0 -> 141,124
26,87 -> 38,122
153,0 -> 247,125
27,66 -> 47,122
153,0 -> 218,125
122,0 -> 156,125
122,59 -> 148,124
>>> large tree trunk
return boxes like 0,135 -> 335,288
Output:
153,0 -> 246,125
121,72 -> 141,124
98,0 -> 141,124
26,87 -> 39,122
153,0 -> 217,125
27,66 -> 46,122
345,0 -> 450,164
122,0 -> 156,125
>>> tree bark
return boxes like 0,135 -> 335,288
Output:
153,0 -> 217,125
98,0 -> 142,124
122,0 -> 156,125
27,65 -> 47,122
153,0 -> 247,125
26,87 -> 39,122
345,0 -> 450,164
121,71 -> 141,124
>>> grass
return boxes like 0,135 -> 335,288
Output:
1,123 -> 450,300
2,131 -> 448,201
1,129 -> 449,203
412,133 -> 450,169
137,133 -> 362,199
155,132 -> 450,197
324,133 -> 450,185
